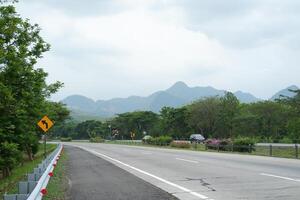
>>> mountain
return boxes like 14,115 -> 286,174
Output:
270,85 -> 299,101
61,82 -> 288,118
233,91 -> 261,103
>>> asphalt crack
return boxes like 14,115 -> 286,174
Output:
183,178 -> 216,192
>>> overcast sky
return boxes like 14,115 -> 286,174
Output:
15,0 -> 300,101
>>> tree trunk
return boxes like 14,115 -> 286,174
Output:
26,146 -> 33,161
2,167 -> 11,178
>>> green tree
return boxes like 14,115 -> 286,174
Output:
0,142 -> 21,177
287,118 -> 300,142
160,107 -> 190,139
217,92 -> 240,138
246,101 -> 291,141
0,3 -> 64,162
74,120 -> 103,139
186,97 -> 221,138
112,111 -> 159,139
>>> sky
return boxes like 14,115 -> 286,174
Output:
14,0 -> 300,101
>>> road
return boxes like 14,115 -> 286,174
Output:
66,146 -> 177,200
64,142 -> 300,200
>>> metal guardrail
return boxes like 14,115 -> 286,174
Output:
3,144 -> 63,200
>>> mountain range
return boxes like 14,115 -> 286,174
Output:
61,82 -> 298,120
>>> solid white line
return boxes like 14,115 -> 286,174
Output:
78,146 -> 210,199
260,173 -> 300,182
176,158 -> 199,164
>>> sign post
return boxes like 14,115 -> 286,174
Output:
37,116 -> 54,158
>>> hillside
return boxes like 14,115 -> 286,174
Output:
61,82 -> 297,118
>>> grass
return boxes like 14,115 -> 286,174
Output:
43,149 -> 68,200
0,143 -> 57,197
106,140 -> 299,159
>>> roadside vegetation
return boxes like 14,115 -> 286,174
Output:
53,91 -> 300,145
0,0 -> 69,182
0,144 -> 56,196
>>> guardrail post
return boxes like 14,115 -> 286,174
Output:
248,144 -> 251,153
295,144 -> 299,159
269,144 -> 272,157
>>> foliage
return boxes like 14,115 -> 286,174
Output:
160,107 -> 190,139
89,136 -> 105,143
148,136 -> 173,146
170,141 -> 191,148
142,135 -> 152,144
217,92 -> 240,138
286,118 -> 300,143
205,138 -> 232,151
111,111 -> 159,139
233,137 -> 256,152
0,142 -> 21,177
55,90 -> 300,147
0,3 -> 69,178
60,137 -> 72,142
186,97 -> 221,138
73,120 -> 103,139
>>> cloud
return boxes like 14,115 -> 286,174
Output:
14,0 -> 300,100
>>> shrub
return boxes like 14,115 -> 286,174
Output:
148,136 -> 173,146
89,136 -> 105,143
142,135 -> 152,144
205,139 -> 232,151
170,141 -> 191,148
278,137 -> 293,144
233,137 -> 255,152
60,137 -> 72,142
0,142 -> 22,177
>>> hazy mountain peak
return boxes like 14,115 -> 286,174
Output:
168,81 -> 189,90
61,95 -> 96,113
286,85 -> 299,90
270,85 -> 299,100
234,91 -> 261,103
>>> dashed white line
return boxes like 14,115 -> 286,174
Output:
140,151 -> 153,155
260,173 -> 300,182
78,146 -> 211,200
176,158 -> 199,164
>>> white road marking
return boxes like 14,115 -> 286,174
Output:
78,146 -> 210,200
176,158 -> 199,164
260,173 -> 300,182
140,150 -> 153,155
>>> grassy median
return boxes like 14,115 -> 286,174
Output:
0,144 -> 57,197
43,148 -> 68,200
106,140 -> 299,159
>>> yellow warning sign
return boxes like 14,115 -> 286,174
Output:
37,116 -> 54,133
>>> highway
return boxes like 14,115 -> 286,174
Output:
64,142 -> 300,200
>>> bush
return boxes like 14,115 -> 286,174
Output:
60,137 -> 72,142
278,137 -> 293,144
142,135 -> 152,144
0,142 -> 22,177
170,141 -> 191,148
205,139 -> 232,151
233,137 -> 255,152
148,136 -> 173,146
89,136 -> 105,143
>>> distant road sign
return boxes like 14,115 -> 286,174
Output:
38,116 -> 54,132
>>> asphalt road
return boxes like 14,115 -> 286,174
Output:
66,146 -> 178,200
64,142 -> 300,200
